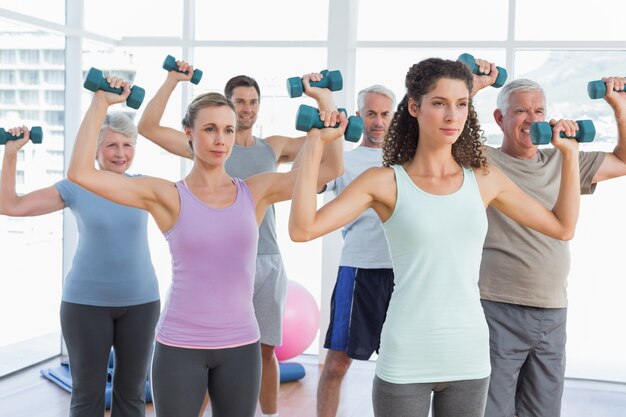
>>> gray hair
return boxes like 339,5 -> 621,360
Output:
357,85 -> 397,114
496,79 -> 546,114
99,112 -> 137,143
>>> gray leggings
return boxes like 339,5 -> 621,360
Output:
151,341 -> 261,417
60,300 -> 161,417
372,375 -> 490,417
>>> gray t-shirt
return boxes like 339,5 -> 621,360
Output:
479,146 -> 605,308
225,137 -> 279,255
326,146 -> 393,268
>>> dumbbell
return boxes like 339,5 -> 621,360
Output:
457,53 -> 508,88
83,67 -> 145,110
0,127 -> 43,145
530,120 -> 595,145
162,55 -> 203,85
587,79 -> 626,99
287,70 -> 343,98
295,104 -> 363,143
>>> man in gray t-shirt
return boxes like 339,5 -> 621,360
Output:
479,77 -> 626,417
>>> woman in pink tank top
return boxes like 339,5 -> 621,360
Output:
67,73 -> 347,417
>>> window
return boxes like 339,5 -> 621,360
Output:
84,0 -> 183,38
0,19 -> 64,376
516,0 -> 626,40
45,111 -> 64,127
0,90 -> 16,104
0,0 -> 65,25
195,1 -> 329,41
357,0 -> 508,41
43,50 -> 64,65
0,49 -> 16,64
19,70 -> 39,85
0,70 -> 16,84
19,49 -> 39,65
43,70 -> 64,85
45,91 -> 64,106
19,90 -> 39,105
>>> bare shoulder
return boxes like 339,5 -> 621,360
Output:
135,175 -> 179,201
352,166 -> 396,200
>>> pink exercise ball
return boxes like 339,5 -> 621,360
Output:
275,280 -> 320,361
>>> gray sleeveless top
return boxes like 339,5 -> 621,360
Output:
225,137 -> 279,255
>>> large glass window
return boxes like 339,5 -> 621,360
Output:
0,19 -> 64,377
516,0 -> 626,40
357,0 -> 508,41
195,1 -> 329,41
0,0 -> 65,25
84,0 -> 183,39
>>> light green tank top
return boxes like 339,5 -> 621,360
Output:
377,164 -> 490,383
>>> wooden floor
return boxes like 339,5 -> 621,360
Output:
2,355 -> 626,417
0,355 -> 375,417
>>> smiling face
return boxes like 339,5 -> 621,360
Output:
230,86 -> 259,130
96,129 -> 135,174
186,105 -> 237,166
495,89 -> 546,158
409,77 -> 470,146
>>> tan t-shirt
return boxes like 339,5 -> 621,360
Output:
479,146 -> 605,308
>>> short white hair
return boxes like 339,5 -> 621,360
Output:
496,79 -> 546,114
357,85 -> 397,114
99,112 -> 137,143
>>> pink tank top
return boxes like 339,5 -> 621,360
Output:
156,178 -> 260,348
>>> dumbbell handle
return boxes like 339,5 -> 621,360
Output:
530,120 -> 595,145
587,80 -> 626,99
83,68 -> 145,110
162,55 -> 203,85
458,53 -> 508,88
295,105 -> 363,142
0,127 -> 43,145
287,70 -> 343,98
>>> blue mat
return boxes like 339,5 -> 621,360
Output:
41,354 -> 305,407
41,355 -> 151,409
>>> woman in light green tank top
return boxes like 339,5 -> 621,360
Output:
290,57 -> 583,417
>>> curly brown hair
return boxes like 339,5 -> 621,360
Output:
383,58 -> 487,170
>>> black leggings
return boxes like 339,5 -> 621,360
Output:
60,300 -> 160,417
151,341 -> 261,417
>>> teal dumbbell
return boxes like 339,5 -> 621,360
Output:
295,104 -> 363,143
83,67 -> 145,110
587,79 -> 626,99
287,70 -> 343,98
458,53 -> 508,88
530,120 -> 595,145
0,127 -> 43,145
162,55 -> 203,85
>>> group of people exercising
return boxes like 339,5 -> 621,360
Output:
1,53 -> 624,417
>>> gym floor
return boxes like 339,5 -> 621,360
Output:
1,354 -> 625,417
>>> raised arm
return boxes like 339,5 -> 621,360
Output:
287,118 -> 395,242
483,119 -> 581,240
287,72 -> 344,186
0,127 -> 64,216
67,79 -> 178,231
137,60 -> 194,160
592,76 -> 626,182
